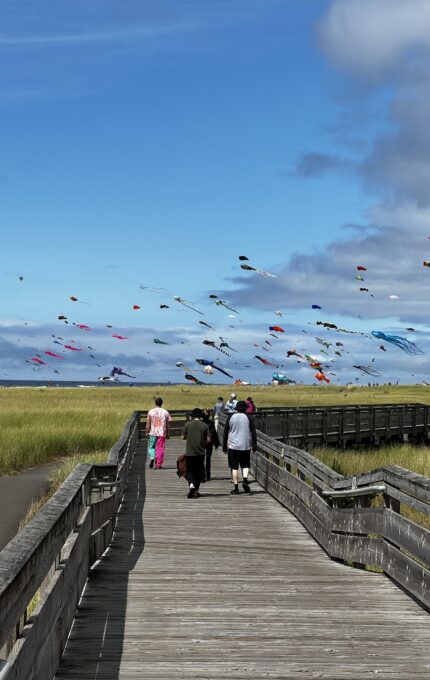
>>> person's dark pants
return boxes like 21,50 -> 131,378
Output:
205,444 -> 213,481
185,455 -> 205,491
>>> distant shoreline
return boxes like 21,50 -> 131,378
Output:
0,380 -> 182,388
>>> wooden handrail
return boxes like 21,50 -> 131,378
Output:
246,419 -> 430,611
0,410 -> 141,679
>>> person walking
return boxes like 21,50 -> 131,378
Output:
223,400 -> 257,495
246,396 -> 256,414
224,393 -> 238,414
213,396 -> 225,436
146,397 -> 171,469
182,408 -> 210,498
202,408 -> 220,481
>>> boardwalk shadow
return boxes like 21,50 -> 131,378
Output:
56,445 -> 147,680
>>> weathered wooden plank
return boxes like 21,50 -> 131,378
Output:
384,508 -> 430,570
257,431 -> 341,485
384,541 -> 430,610
91,494 -> 116,533
333,468 -> 386,490
254,455 -> 333,528
383,465 -> 430,503
0,464 -> 92,651
89,518 -> 114,565
6,508 -> 92,680
384,483 -> 430,517
332,507 -> 384,535
253,457 -> 332,551
330,533 -> 384,567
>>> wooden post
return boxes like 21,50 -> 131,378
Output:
384,493 -> 400,514
303,410 -> 309,449
322,409 -> 327,444
282,412 -> 287,443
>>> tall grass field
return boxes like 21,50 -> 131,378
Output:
2,383 -> 430,475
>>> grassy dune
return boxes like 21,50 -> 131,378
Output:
314,444 -> 430,479
2,383 -> 430,475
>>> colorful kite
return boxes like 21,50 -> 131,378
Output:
371,331 -> 423,355
240,263 -> 277,277
173,296 -> 203,315
353,365 -> 382,377
269,326 -> 285,333
196,359 -> 233,378
315,372 -> 330,383
185,373 -> 203,384
199,320 -> 215,330
112,334 -> 128,340
110,367 -> 136,379
255,355 -> 277,367
272,372 -> 295,384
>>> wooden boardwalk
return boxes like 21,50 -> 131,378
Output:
56,440 -> 430,679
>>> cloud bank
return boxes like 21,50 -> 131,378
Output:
226,0 -> 430,346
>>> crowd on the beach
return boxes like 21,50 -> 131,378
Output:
145,394 -> 257,498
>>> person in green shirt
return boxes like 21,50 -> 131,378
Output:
182,408 -> 210,498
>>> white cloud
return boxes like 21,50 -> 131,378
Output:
319,0 -> 430,77
0,23 -> 194,48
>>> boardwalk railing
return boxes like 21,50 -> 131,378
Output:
162,403 -> 430,447
251,425 -> 430,611
253,402 -> 430,447
2,404 -> 430,679
0,411 -> 141,680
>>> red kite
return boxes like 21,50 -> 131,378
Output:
255,355 -> 277,367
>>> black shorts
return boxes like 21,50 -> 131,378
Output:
228,449 -> 250,470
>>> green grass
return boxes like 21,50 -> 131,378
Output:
3,383 -> 430,475
314,443 -> 430,478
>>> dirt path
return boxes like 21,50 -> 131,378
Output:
0,463 -> 56,550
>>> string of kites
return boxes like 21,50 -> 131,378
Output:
21,250 -> 426,385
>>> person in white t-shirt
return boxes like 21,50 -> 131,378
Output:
145,397 -> 171,469
223,400 -> 257,494
224,393 -> 237,414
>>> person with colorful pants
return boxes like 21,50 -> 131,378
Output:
146,397 -> 171,469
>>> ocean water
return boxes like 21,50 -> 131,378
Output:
0,380 -> 175,388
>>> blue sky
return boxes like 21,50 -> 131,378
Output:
2,0 -> 430,384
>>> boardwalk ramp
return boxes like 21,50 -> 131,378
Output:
55,440 -> 430,679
